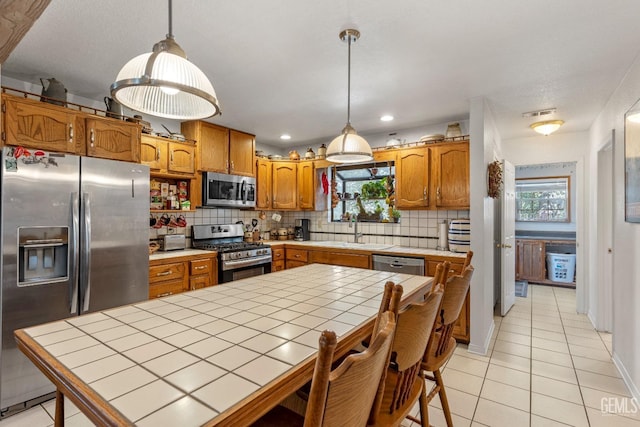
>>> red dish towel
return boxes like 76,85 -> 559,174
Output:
322,171 -> 329,195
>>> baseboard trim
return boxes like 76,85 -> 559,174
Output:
612,352 -> 640,402
468,319 -> 495,355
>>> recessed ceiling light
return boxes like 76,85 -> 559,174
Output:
380,115 -> 394,122
280,134 -> 291,140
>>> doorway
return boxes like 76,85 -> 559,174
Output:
594,138 -> 613,331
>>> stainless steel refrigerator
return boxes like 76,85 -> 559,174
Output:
0,147 -> 149,410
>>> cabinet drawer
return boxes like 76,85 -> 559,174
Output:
189,275 -> 210,291
426,260 -> 464,277
308,251 -> 369,269
190,258 -> 213,276
273,260 -> 285,271
149,262 -> 185,284
149,279 -> 185,299
272,248 -> 285,260
286,249 -> 308,262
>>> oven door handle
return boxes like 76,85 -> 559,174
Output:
222,254 -> 272,270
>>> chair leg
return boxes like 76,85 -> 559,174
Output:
419,380 -> 430,427
434,369 -> 453,427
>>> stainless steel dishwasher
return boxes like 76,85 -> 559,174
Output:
372,254 -> 425,275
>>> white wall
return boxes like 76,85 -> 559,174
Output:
468,97 -> 501,355
589,52 -> 640,401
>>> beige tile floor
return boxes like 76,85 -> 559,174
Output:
1,284 -> 639,426
400,284 -> 640,427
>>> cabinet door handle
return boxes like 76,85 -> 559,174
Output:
157,292 -> 172,297
226,160 -> 229,170
69,124 -> 74,143
157,271 -> 172,277
295,254 -> 300,258
194,266 -> 206,270
170,150 -> 174,162
230,161 -> 234,170
423,187 -> 427,200
436,186 -> 441,200
156,148 -> 161,161
90,128 -> 95,147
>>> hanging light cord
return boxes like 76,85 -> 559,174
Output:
346,34 -> 352,127
167,0 -> 173,38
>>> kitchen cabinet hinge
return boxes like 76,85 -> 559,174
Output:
1,102 -> 5,113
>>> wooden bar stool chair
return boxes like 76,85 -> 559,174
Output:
368,285 -> 444,426
413,266 -> 474,427
253,310 -> 397,427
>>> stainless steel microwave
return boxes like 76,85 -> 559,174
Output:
202,172 -> 256,208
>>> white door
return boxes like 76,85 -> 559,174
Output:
501,160 -> 516,316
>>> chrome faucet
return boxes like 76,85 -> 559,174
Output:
350,216 -> 363,243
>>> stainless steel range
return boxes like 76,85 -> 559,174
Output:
192,224 -> 272,283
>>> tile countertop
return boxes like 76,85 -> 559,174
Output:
17,265 -> 433,426
149,248 -> 213,261
262,240 -> 468,258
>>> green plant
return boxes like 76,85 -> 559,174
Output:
391,208 -> 401,222
361,179 -> 386,199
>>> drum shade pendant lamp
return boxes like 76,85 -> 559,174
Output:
326,29 -> 373,163
110,0 -> 220,120
530,120 -> 564,136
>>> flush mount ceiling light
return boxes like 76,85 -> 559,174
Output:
280,134 -> 291,140
530,120 -> 564,136
326,29 -> 373,164
110,0 -> 220,120
380,115 -> 394,122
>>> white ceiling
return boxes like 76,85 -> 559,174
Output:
4,0 -> 640,147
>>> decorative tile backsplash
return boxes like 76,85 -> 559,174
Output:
150,208 -> 469,250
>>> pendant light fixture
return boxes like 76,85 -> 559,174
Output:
326,29 -> 373,163
110,0 -> 220,120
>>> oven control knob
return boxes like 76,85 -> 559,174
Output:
245,251 -> 250,258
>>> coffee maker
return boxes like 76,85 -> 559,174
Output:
294,219 -> 310,241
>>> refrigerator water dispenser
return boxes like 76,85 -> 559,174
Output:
18,227 -> 69,286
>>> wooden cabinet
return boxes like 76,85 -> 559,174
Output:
272,247 -> 285,271
380,140 -> 470,210
180,121 -> 255,176
516,239 -> 546,282
2,93 -> 84,154
149,253 -> 217,298
256,158 -> 273,209
2,94 -> 141,162
189,257 -> 215,290
431,143 -> 469,209
395,147 -> 430,208
272,161 -> 298,209
141,135 -> 195,177
84,116 -> 140,162
229,130 -> 255,176
308,250 -> 370,269
297,161 -> 315,209
285,248 -> 308,269
149,261 -> 188,299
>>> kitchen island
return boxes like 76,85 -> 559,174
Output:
15,264 -> 433,427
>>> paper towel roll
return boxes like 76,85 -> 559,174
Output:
437,221 -> 448,250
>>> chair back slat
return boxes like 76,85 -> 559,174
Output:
380,288 -> 443,416
308,311 -> 396,427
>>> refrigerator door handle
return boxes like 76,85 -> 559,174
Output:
70,192 -> 80,314
81,192 -> 91,312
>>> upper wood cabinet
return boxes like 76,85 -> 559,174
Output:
272,161 -> 298,209
395,147 -> 430,208
141,134 -> 195,177
181,120 -> 255,177
2,94 -> 141,163
85,116 -> 140,162
256,158 -> 272,209
297,160 -> 315,209
431,142 -> 469,209
391,140 -> 469,210
2,93 -> 84,154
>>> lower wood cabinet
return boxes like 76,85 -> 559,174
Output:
516,239 -> 546,282
272,247 -> 285,271
285,248 -> 308,269
308,250 -> 370,269
149,253 -> 217,299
